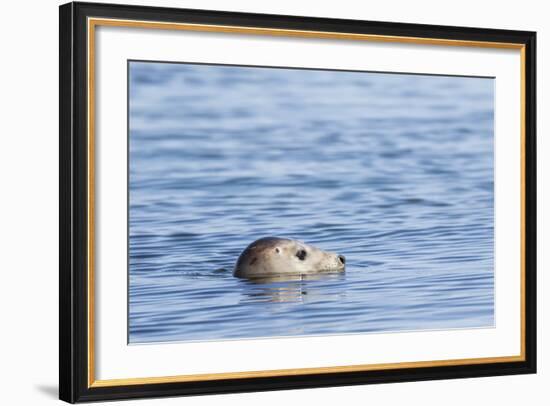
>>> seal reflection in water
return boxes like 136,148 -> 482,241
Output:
233,237 -> 346,279
241,273 -> 346,304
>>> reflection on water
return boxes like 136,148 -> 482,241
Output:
240,274 -> 347,304
128,62 -> 495,343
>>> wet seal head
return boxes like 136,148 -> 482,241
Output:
233,237 -> 346,279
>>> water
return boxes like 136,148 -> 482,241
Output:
128,61 -> 494,344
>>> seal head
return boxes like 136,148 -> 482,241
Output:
233,237 -> 345,279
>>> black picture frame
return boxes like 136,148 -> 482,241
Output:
59,1 -> 536,403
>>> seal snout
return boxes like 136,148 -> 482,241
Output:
337,255 -> 346,265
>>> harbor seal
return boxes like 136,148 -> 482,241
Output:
233,237 -> 345,279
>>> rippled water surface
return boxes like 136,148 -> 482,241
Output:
129,62 -> 494,343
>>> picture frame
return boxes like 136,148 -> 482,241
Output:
59,1 -> 537,403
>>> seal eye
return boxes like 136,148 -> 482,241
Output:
296,249 -> 307,261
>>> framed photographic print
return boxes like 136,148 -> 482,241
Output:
59,1 -> 537,403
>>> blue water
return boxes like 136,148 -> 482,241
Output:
128,61 -> 494,344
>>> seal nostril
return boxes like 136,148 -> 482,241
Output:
338,255 -> 346,265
